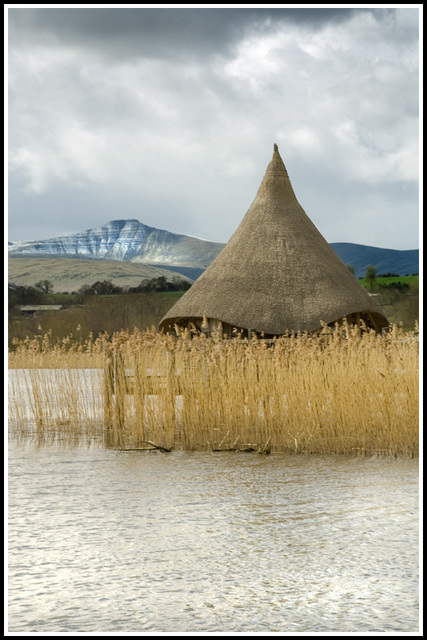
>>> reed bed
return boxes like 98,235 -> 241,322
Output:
9,328 -> 106,369
8,322 -> 419,456
8,368 -> 105,447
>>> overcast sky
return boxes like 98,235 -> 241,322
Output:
7,6 -> 420,250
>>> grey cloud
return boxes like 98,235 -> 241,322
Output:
8,7 -> 387,59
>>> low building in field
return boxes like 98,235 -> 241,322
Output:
20,305 -> 63,317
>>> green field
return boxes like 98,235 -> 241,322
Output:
359,275 -> 418,288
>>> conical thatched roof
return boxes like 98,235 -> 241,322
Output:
159,145 -> 389,335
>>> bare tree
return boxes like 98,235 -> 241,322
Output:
35,279 -> 54,294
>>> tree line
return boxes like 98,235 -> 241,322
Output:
78,276 -> 191,296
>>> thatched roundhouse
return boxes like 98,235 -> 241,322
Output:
159,145 -> 389,337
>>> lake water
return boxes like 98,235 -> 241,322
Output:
7,442 -> 420,633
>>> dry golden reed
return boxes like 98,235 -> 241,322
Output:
8,322 -> 419,456
9,328 -> 106,369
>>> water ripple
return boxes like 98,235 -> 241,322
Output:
8,446 -> 419,633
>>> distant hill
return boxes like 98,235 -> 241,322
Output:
330,243 -> 419,279
7,256 -> 192,293
8,219 -> 419,282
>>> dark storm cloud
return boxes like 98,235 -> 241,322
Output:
8,7 -> 386,59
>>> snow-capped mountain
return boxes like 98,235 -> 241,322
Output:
8,219 -> 225,268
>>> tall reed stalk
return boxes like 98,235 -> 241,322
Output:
9,322 -> 419,456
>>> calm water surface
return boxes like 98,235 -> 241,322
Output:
8,443 -> 419,633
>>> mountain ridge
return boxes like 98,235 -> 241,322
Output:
8,219 -> 224,268
8,219 -> 419,279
